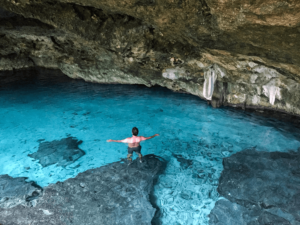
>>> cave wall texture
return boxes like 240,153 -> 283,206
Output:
0,0 -> 300,115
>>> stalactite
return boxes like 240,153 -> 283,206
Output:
203,66 -> 217,100
263,80 -> 281,105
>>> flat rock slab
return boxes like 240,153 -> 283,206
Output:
28,137 -> 85,167
209,148 -> 300,225
0,154 -> 165,225
0,175 -> 43,209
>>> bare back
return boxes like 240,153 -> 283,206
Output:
121,136 -> 147,148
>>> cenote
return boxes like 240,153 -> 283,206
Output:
1,70 -> 300,224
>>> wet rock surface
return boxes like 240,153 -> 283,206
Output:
28,137 -> 85,168
209,148 -> 300,225
0,1 -> 300,115
0,175 -> 43,209
0,154 -> 165,225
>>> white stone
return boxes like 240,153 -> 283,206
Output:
197,62 -> 205,68
203,67 -> 217,100
214,64 -> 226,78
40,209 -> 53,215
250,74 -> 258,83
251,95 -> 260,105
162,68 -> 185,80
256,86 -> 261,95
262,79 -> 281,105
252,65 -> 279,79
248,61 -> 258,68
221,151 -> 230,157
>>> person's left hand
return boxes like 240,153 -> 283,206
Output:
107,139 -> 113,142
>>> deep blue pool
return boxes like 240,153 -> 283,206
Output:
1,70 -> 300,224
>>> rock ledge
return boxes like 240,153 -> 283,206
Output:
209,148 -> 300,225
0,154 -> 165,225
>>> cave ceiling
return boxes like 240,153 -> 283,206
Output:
0,0 -> 300,115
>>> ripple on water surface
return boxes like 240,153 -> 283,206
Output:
0,70 -> 300,225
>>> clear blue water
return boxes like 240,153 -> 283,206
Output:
1,71 -> 300,225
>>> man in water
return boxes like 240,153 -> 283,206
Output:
107,127 -> 159,164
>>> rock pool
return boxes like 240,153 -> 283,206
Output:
0,70 -> 300,225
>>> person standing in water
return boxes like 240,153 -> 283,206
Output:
107,127 -> 159,164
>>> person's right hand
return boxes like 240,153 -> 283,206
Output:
107,139 -> 113,142
154,134 -> 159,136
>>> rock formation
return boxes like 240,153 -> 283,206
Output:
28,137 -> 85,168
0,175 -> 43,209
0,154 -> 165,225
209,148 -> 300,225
0,0 -> 300,115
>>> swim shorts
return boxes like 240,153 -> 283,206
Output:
128,146 -> 142,154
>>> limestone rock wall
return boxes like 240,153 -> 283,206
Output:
0,0 -> 300,115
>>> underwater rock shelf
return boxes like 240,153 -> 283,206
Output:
28,137 -> 85,168
209,148 -> 300,225
0,155 -> 165,225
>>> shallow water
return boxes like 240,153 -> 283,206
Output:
1,71 -> 300,225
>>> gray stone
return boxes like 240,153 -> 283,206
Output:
28,137 -> 85,168
0,154 -> 165,225
209,199 -> 255,225
0,175 -> 43,209
209,148 -> 300,225
209,199 -> 292,225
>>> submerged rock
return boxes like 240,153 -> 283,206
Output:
0,175 -> 43,209
210,199 -> 292,225
173,154 -> 193,169
28,137 -> 85,168
0,154 -> 165,225
209,148 -> 300,225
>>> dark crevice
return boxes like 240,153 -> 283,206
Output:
135,0 -> 156,6
199,0 -> 211,17
0,15 -> 54,29
72,4 -> 93,21
50,36 -> 62,48
28,56 -> 36,66
1,53 -> 18,59
224,102 -> 300,126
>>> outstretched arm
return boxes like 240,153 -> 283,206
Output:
107,139 -> 123,142
144,134 -> 159,140
107,138 -> 129,143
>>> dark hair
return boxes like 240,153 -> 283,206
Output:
132,127 -> 139,136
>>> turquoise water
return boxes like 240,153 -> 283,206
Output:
1,71 -> 300,225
